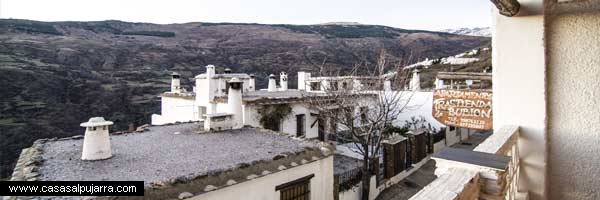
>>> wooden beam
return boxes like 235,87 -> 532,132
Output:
490,0 -> 521,17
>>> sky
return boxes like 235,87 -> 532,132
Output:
0,0 -> 491,31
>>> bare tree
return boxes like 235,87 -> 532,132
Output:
304,51 -> 419,200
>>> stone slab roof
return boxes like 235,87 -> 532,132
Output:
194,73 -> 251,79
10,123 -> 331,199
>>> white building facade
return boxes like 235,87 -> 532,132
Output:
152,65 -> 376,140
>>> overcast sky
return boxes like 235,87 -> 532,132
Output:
0,0 -> 492,31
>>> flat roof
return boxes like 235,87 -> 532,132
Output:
436,72 -> 492,81
34,123 -> 317,184
195,73 -> 251,79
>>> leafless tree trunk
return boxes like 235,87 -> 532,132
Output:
305,51 -> 418,200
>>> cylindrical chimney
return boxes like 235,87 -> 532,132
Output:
171,72 -> 181,93
228,78 -> 244,128
249,74 -> 256,91
384,79 -> 392,91
410,69 -> 421,91
280,72 -> 288,91
80,117 -> 113,161
268,74 -> 277,92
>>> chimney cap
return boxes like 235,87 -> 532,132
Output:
249,74 -> 255,78
269,74 -> 276,79
229,77 -> 243,83
224,68 -> 232,73
81,117 -> 114,127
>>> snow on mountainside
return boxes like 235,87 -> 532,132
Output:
404,48 -> 490,69
441,27 -> 491,37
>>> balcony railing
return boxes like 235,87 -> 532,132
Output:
409,125 -> 528,200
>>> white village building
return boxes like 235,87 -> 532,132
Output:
152,65 -> 383,140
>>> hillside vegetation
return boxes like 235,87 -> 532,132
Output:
0,19 -> 489,178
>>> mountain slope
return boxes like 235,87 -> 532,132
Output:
441,27 -> 491,37
0,19 -> 489,177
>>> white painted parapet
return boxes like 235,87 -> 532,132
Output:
298,72 -> 310,91
204,113 -> 234,131
409,168 -> 480,200
268,74 -> 277,92
410,125 -> 524,200
80,117 -> 113,161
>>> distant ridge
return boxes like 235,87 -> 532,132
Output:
317,22 -> 364,26
441,27 -> 491,37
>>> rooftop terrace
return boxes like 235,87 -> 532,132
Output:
14,123 -> 320,185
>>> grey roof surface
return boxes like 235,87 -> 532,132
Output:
333,154 -> 362,175
241,90 -> 327,102
433,147 -> 510,170
195,73 -> 251,79
37,123 -> 314,184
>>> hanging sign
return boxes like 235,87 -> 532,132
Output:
432,89 -> 492,130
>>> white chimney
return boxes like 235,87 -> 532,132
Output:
279,72 -> 288,91
80,117 -> 113,161
249,74 -> 256,91
197,65 -> 217,114
384,79 -> 392,91
435,78 -> 445,89
409,69 -> 421,91
297,72 -> 311,91
171,72 -> 181,93
206,65 -> 216,77
228,78 -> 244,128
268,74 -> 277,92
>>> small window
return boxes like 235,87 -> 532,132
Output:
296,114 -> 306,137
329,81 -> 338,91
199,106 -> 207,119
310,82 -> 321,91
360,107 -> 368,125
266,119 -> 281,132
449,126 -> 456,131
276,174 -> 313,200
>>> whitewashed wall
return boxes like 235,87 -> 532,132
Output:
546,10 -> 600,200
190,156 -> 334,200
152,96 -> 198,125
339,185 -> 361,200
244,103 -> 319,139
492,1 -> 546,199
392,91 -> 444,130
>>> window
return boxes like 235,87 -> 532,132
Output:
296,114 -> 305,137
329,117 -> 337,134
329,81 -> 338,91
267,119 -> 281,132
310,82 -> 321,91
276,174 -> 313,200
199,106 -> 207,119
360,107 -> 368,125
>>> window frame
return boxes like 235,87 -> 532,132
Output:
276,174 -> 314,200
